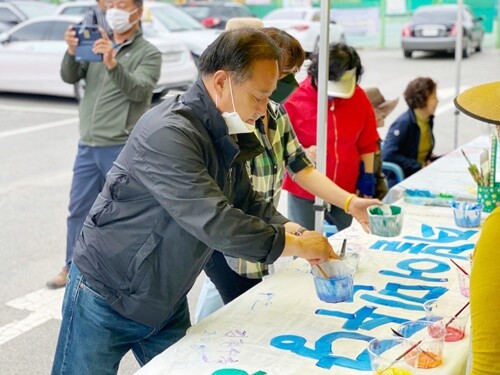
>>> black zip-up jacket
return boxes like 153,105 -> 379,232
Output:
74,79 -> 288,327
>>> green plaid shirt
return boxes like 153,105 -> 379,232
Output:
225,102 -> 313,278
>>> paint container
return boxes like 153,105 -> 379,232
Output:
367,337 -> 419,375
423,298 -> 470,342
455,261 -> 471,298
398,320 -> 445,369
311,260 -> 354,303
367,205 -> 404,237
451,201 -> 482,228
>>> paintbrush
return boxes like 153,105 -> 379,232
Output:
461,149 -> 482,184
378,339 -> 422,373
445,301 -> 470,327
316,264 -> 329,279
450,258 -> 470,276
339,239 -> 347,259
390,328 -> 436,361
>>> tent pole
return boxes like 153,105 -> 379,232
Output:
314,0 -> 331,233
453,0 -> 464,150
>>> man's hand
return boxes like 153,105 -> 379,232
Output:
92,27 -> 117,70
349,196 -> 381,232
299,230 -> 338,265
64,25 -> 79,56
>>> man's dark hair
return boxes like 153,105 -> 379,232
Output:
308,43 -> 364,90
404,77 -> 437,109
198,28 -> 279,83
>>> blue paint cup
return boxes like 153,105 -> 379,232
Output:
311,260 -> 354,303
367,205 -> 404,237
451,201 -> 482,228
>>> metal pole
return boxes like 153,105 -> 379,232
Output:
453,0 -> 464,149
314,0 -> 331,233
497,0 -> 500,48
380,0 -> 386,48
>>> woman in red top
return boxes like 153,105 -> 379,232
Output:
283,43 -> 379,230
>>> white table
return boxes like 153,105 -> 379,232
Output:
383,135 -> 490,204
136,199 -> 478,375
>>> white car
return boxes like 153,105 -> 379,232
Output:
0,14 -> 197,100
57,1 -> 219,63
263,7 -> 346,55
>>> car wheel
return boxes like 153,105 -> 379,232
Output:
74,80 -> 85,102
403,50 -> 412,58
462,38 -> 472,58
475,38 -> 482,52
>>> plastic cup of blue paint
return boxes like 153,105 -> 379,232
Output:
311,260 -> 354,303
451,201 -> 482,228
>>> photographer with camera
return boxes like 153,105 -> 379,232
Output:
46,0 -> 161,289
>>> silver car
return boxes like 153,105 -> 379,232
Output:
57,1 -> 219,64
401,4 -> 484,58
0,14 -> 197,100
263,7 -> 346,56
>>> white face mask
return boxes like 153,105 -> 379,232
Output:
105,8 -> 138,34
220,76 -> 255,135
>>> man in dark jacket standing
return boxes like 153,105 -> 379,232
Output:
46,0 -> 161,289
51,28 -> 335,374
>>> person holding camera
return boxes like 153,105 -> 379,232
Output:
46,0 -> 161,289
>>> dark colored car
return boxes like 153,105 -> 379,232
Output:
401,4 -> 484,58
178,1 -> 255,29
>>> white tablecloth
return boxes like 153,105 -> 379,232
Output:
136,199 -> 478,375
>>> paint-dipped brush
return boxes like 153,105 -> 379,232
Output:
316,264 -> 329,279
390,328 -> 436,361
450,258 -> 470,276
339,239 -> 347,259
445,301 -> 470,327
378,339 -> 422,374
461,149 -> 482,184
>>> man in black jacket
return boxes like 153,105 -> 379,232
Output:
51,28 -> 335,374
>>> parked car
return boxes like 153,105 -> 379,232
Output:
178,1 -> 255,29
0,0 -> 56,32
262,7 -> 345,55
141,2 -> 219,63
0,15 -> 197,100
57,1 -> 219,64
401,4 -> 484,58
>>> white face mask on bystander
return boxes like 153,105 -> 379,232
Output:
105,8 -> 138,34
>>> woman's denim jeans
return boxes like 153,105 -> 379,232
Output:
51,264 -> 191,375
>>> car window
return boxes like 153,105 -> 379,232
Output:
412,9 -> 456,23
47,21 -> 72,41
463,9 -> 473,23
264,9 -> 305,21
10,21 -> 49,42
0,8 -> 21,24
60,6 -> 92,16
182,6 -> 210,20
148,5 -> 203,32
12,3 -> 56,18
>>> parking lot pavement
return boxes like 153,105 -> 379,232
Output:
1,48 -> 499,374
